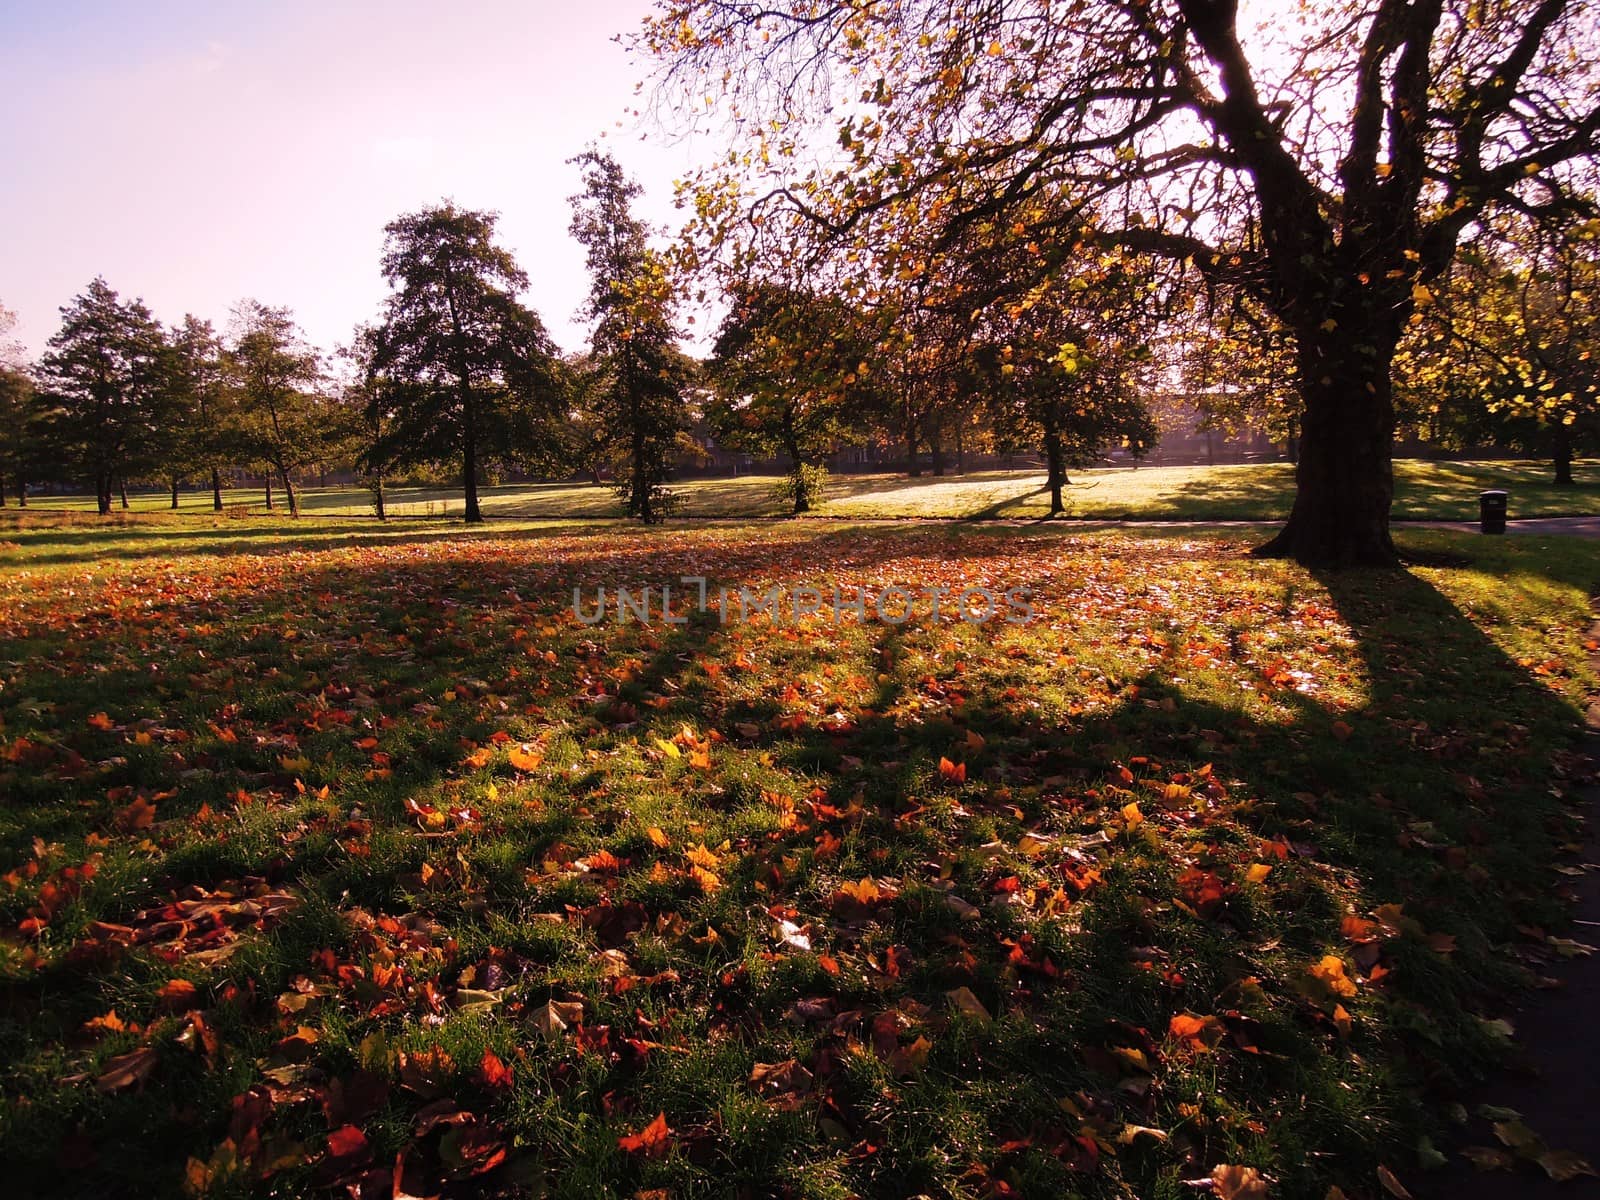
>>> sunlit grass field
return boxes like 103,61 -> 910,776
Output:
23,458 -> 1600,523
0,513 -> 1596,1196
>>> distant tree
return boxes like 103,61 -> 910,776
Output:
37,278 -> 175,514
559,355 -> 619,485
975,263 -> 1161,515
226,300 -> 340,518
569,151 -> 693,523
363,203 -> 566,523
0,366 -> 41,507
707,283 -> 877,512
164,315 -> 232,510
0,302 -> 24,370
1179,300 -> 1302,461
1396,217 -> 1600,484
0,305 -> 37,506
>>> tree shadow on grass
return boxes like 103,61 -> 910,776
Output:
0,528 -> 1593,1198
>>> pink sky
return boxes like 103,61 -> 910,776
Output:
0,0 -> 703,359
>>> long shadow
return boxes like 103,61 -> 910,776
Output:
0,527 -> 1593,1198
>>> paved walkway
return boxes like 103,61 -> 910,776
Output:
1403,516 -> 1600,539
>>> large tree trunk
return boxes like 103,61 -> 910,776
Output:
264,475 -> 274,510
633,430 -> 652,523
278,464 -> 299,518
1044,423 -> 1067,515
1254,331 -> 1398,567
463,430 -> 483,524
904,400 -> 921,477
784,432 -> 809,514
211,467 -> 223,512
929,425 -> 946,477
97,473 -> 112,516
170,477 -> 180,510
1553,422 -> 1575,486
14,474 -> 24,508
0,475 -> 6,506
118,475 -> 129,510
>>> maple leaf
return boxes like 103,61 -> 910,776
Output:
93,1045 -> 160,1093
508,744 -> 543,772
475,1048 -> 514,1090
1197,1164 -> 1268,1199
1168,1013 -> 1226,1051
618,1112 -> 673,1157
156,979 -> 200,1011
577,848 -> 623,873
684,843 -> 721,870
531,999 -> 584,1040
749,1059 -> 813,1106
1292,953 -> 1356,1011
114,796 -> 157,832
945,986 -> 992,1024
314,1125 -> 372,1186
689,864 -> 722,893
937,756 -> 966,782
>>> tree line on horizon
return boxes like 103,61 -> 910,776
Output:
0,149 -> 1596,526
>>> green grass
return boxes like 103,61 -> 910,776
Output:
24,458 -> 1600,523
0,512 -> 1595,1198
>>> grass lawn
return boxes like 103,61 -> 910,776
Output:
0,512 -> 1597,1198
22,458 -> 1600,524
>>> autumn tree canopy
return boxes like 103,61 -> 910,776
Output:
640,0 -> 1600,564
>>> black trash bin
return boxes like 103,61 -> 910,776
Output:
1480,489 -> 1508,534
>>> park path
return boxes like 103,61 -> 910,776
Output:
1402,516 -> 1600,538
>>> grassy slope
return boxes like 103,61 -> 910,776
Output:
0,514 -> 1595,1198
22,458 -> 1600,523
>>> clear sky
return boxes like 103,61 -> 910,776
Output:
0,0 -> 703,359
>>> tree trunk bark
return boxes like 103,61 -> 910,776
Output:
463,423 -> 483,523
211,467 -> 223,512
1553,422 -> 1575,486
1254,331 -> 1398,567
170,477 -> 180,510
784,431 -> 809,514
904,402 -> 921,477
930,426 -> 946,477
97,473 -> 112,516
15,473 -> 24,508
0,475 -> 6,506
265,475 -> 274,511
278,464 -> 298,517
1045,424 -> 1066,515
118,476 -> 129,509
